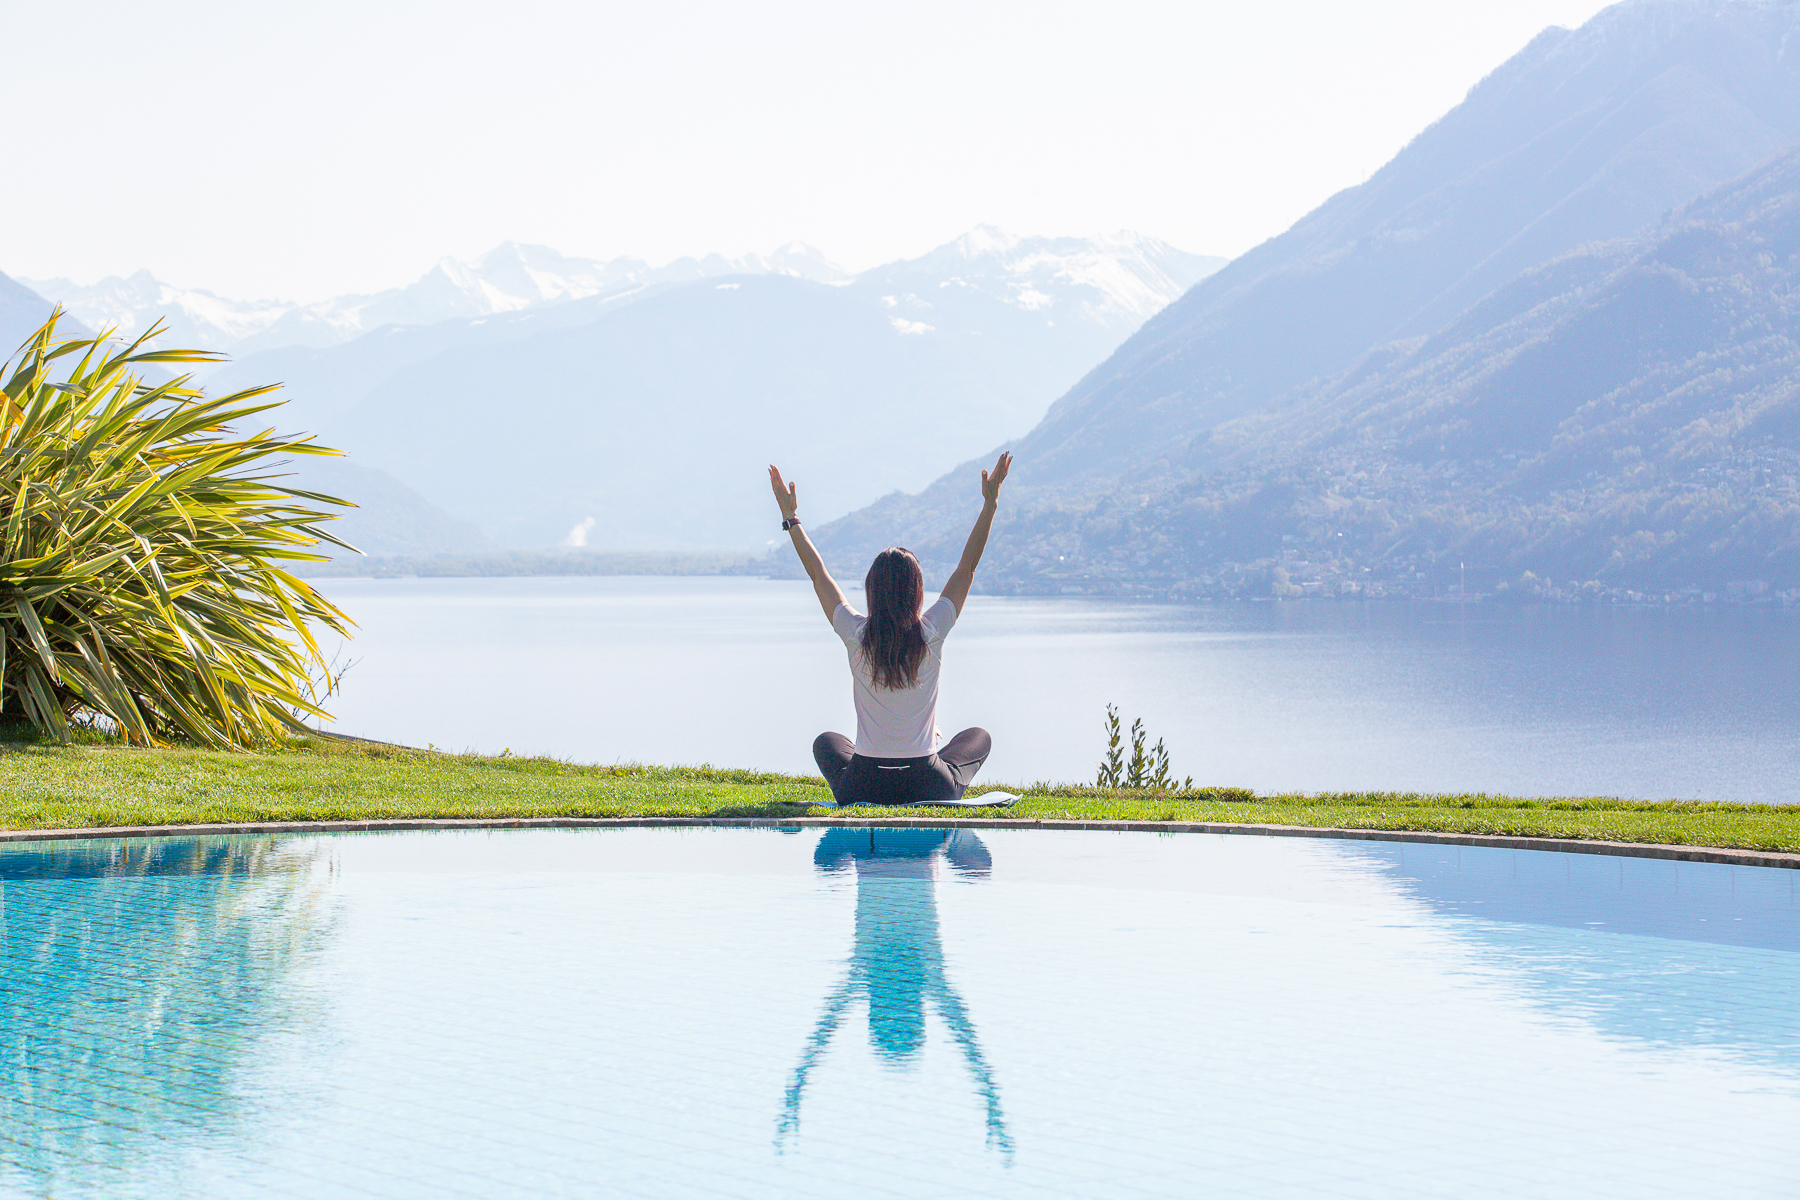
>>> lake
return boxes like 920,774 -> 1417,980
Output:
314,576 -> 1798,803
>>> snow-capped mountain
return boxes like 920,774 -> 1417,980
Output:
852,227 -> 1222,336
15,270 -> 288,353
25,231 -> 1212,369
22,240 -> 848,359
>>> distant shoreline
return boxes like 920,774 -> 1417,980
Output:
299,555 -> 1798,608
299,550 -> 766,579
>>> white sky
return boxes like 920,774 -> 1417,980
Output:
7,0 -> 1615,302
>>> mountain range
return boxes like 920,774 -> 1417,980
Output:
20,241 -> 846,360
816,0 -> 1800,595
198,229 -> 1221,552
7,231 -> 1220,559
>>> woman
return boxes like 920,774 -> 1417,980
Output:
768,452 -> 1011,806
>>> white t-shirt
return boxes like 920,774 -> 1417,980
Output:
831,597 -> 959,758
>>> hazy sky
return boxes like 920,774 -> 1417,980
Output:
10,0 -> 1615,301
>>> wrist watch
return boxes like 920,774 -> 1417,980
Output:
781,516 -> 802,532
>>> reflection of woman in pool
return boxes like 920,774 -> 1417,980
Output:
768,452 -> 1011,806
778,828 -> 1011,1156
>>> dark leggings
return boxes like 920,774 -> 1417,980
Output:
812,728 -> 993,806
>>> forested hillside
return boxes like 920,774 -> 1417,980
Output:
933,146 -> 1800,596
816,0 -> 1800,598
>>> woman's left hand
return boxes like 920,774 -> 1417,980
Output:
769,465 -> 799,520
980,451 -> 1012,506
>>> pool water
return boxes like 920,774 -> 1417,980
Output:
0,828 -> 1795,1198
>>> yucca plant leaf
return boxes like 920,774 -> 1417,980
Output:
119,348 -> 228,366
3,479 -> 32,561
20,662 -> 67,737
12,598 -> 59,685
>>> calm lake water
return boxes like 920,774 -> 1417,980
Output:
314,576 -> 1799,803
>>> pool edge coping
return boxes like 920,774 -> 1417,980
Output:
0,816 -> 1795,869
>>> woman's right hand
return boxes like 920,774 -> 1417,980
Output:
771,464 -> 846,618
769,465 -> 799,521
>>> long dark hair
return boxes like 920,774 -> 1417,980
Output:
860,547 -> 927,690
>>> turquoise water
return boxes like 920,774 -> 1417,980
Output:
1,828 -> 1796,1198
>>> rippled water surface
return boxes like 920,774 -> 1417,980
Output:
2,827 -> 1795,1199
316,576 -> 1799,802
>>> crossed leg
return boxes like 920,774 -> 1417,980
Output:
936,727 -> 992,793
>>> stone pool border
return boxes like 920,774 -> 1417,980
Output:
0,816 -> 1795,869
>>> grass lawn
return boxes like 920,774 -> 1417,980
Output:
0,735 -> 1792,854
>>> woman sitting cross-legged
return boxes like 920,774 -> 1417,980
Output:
768,452 -> 1012,806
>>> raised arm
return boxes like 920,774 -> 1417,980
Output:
770,465 -> 847,621
940,451 -> 1011,616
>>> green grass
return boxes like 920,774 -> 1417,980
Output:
0,734 -> 1791,854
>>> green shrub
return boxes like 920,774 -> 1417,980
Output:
0,313 -> 353,747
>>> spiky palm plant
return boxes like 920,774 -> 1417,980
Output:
0,312 -> 355,747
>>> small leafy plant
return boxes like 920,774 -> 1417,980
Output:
1096,703 -> 1193,790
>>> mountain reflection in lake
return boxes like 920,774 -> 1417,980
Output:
317,576 -> 1800,803
779,828 -> 1010,1157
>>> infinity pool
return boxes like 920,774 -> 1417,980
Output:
0,828 -> 1795,1198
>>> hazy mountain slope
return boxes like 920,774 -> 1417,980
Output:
330,271 -> 1148,549
282,458 -> 490,559
1241,139 -> 1800,471
1251,142 -> 1800,586
841,0 -> 1800,537
907,142 -> 1800,594
202,279 -> 706,435
0,273 -> 73,352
